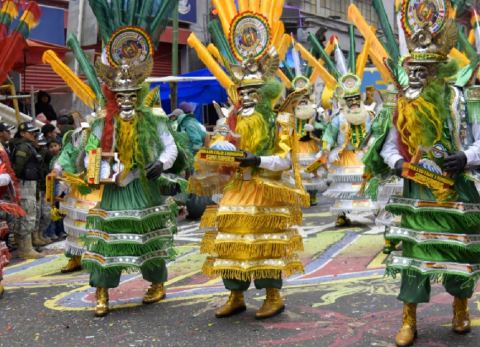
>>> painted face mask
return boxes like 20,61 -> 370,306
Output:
115,91 -> 138,120
295,98 -> 316,120
238,87 -> 259,117
404,63 -> 429,100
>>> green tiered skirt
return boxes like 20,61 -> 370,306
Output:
82,179 -> 178,280
385,176 -> 480,303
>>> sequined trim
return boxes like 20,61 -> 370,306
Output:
63,218 -> 88,237
86,226 -> 175,244
212,257 -> 300,270
215,230 -> 300,243
217,206 -> 291,216
387,252 -> 480,277
89,205 -> 173,220
386,226 -> 480,246
388,196 -> 480,213
83,249 -> 170,267
60,203 -> 89,221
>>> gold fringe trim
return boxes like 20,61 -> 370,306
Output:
216,206 -> 303,231
204,236 -> 304,259
200,230 -> 218,253
216,213 -> 290,232
188,176 -> 231,196
253,177 -> 310,208
202,258 -> 305,281
199,206 -> 219,228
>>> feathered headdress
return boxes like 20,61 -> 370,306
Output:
187,0 -> 291,102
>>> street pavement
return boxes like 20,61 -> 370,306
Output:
1,196 -> 479,347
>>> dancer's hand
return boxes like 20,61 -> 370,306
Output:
394,159 -> 404,178
443,152 -> 467,174
146,161 -> 163,180
235,152 -> 260,168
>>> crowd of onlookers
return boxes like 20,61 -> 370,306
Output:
0,91 -> 79,259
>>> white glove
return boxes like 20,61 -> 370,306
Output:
304,124 -> 314,132
0,173 -> 11,187
328,148 -> 340,164
112,162 -> 125,174
100,160 -> 111,180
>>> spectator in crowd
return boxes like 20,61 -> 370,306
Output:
168,108 -> 206,155
35,133 -> 53,244
43,139 -> 65,242
35,91 -> 57,121
9,122 -> 44,258
0,123 -> 14,152
41,123 -> 61,143
56,114 -> 75,136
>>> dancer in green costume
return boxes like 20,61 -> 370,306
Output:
364,1 -> 480,345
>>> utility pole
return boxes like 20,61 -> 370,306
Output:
171,1 -> 179,110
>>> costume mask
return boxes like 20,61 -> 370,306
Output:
404,63 -> 429,100
238,87 -> 259,117
295,97 -> 316,120
115,91 -> 138,120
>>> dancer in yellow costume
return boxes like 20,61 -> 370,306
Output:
188,1 -> 309,319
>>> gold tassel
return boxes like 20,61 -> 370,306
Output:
212,236 -> 304,259
199,231 -> 218,253
216,213 -> 290,231
202,259 -> 304,281
200,206 -> 219,228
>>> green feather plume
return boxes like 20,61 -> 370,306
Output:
88,0 -> 112,42
149,1 -> 176,45
208,19 -> 237,64
348,25 -> 356,73
372,0 -> 400,64
308,33 -> 340,79
66,33 -> 105,106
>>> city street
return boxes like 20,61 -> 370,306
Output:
1,197 -> 479,347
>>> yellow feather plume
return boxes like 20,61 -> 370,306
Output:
144,87 -> 159,108
356,40 -> 370,79
295,42 -> 337,89
187,33 -> 234,90
448,48 -> 470,67
42,50 -> 96,109
276,69 -> 292,89
348,4 -> 392,82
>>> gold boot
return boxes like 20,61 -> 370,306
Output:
143,283 -> 166,304
61,256 -> 82,273
215,290 -> 246,318
452,297 -> 471,334
0,284 -> 4,298
255,288 -> 285,320
395,303 -> 417,347
94,288 -> 109,317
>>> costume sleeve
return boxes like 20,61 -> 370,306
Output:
322,116 -> 339,150
158,124 -> 178,171
464,123 -> 480,167
259,153 -> 291,171
380,127 -> 404,169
